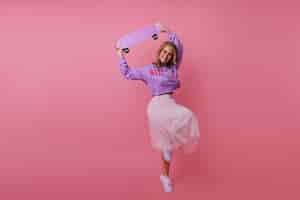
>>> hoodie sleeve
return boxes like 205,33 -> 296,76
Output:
167,32 -> 183,69
118,57 -> 147,82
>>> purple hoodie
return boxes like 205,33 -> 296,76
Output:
118,30 -> 183,97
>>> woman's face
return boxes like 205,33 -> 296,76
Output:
159,45 -> 174,65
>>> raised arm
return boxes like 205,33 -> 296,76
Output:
155,23 -> 183,69
168,32 -> 183,69
116,48 -> 147,81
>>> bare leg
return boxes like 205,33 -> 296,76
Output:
161,152 -> 171,176
160,151 -> 173,192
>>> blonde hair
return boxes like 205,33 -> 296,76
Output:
152,41 -> 178,68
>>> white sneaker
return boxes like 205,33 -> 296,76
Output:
160,174 -> 173,192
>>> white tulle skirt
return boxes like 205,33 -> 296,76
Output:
146,94 -> 200,153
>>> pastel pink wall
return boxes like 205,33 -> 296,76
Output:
1,0 -> 300,199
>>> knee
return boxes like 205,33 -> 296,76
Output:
162,150 -> 172,162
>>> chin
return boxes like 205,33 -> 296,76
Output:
160,60 -> 168,64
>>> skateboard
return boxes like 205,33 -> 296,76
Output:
116,24 -> 160,54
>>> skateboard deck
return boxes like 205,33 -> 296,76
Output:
116,24 -> 160,53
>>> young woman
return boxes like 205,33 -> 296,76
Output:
115,23 -> 200,192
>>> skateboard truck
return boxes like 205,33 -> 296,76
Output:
122,48 -> 130,53
152,33 -> 159,40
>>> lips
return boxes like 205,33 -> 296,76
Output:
160,57 -> 167,63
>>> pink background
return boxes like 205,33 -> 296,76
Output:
1,0 -> 300,199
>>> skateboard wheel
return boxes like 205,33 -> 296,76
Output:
123,48 -> 130,53
152,33 -> 158,40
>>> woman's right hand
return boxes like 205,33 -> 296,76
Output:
115,46 -> 124,58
